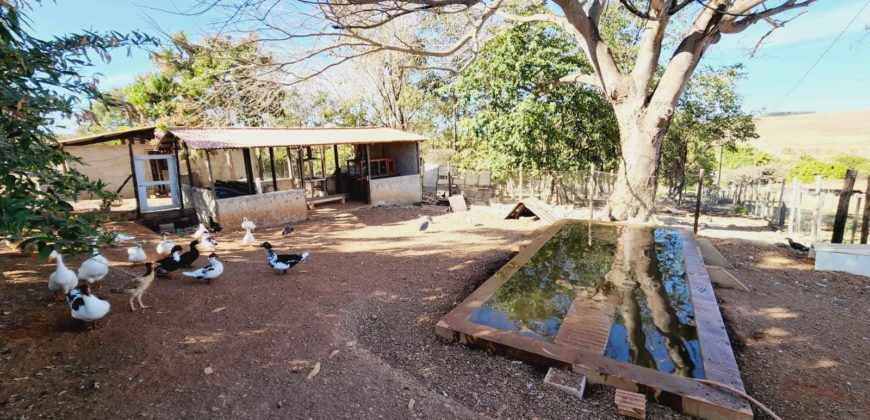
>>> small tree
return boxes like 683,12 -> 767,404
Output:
0,2 -> 155,255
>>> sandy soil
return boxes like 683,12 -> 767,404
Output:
1,204 -> 867,419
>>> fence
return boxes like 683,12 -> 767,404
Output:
723,176 -> 867,244
426,164 -> 868,244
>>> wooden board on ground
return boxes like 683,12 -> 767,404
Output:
706,266 -> 750,291
505,197 -> 559,224
697,238 -> 734,268
448,194 -> 468,212
615,389 -> 646,419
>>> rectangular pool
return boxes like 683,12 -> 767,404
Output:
437,221 -> 750,420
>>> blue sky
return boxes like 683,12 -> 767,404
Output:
26,0 -> 870,115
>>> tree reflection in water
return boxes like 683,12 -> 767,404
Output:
467,223 -> 704,378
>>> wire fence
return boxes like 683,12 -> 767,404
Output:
425,164 -> 868,244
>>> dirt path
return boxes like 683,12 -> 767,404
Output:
1,205 -> 866,419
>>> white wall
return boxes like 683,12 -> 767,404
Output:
370,174 -> 422,205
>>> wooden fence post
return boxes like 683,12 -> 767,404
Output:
777,177 -> 787,227
861,175 -> 870,244
852,195 -> 863,244
811,175 -> 823,244
831,169 -> 857,243
788,177 -> 799,235
694,168 -> 704,234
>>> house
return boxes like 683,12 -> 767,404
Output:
61,126 -> 426,231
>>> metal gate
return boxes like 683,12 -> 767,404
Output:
134,154 -> 180,213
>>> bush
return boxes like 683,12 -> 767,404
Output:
722,145 -> 773,169
789,157 -> 848,182
833,155 -> 870,175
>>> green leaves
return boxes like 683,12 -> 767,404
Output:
451,23 -> 619,177
0,3 -> 157,254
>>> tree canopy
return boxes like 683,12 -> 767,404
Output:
0,2 -> 155,255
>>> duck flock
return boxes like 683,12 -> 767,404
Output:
44,217 -> 311,329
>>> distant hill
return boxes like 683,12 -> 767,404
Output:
750,110 -> 870,160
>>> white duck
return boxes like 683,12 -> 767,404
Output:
182,253 -> 224,283
241,217 -> 256,232
114,232 -> 136,242
200,231 -> 218,251
77,246 -> 109,286
66,284 -> 110,327
127,244 -> 146,265
241,228 -> 256,245
192,223 -> 208,240
48,250 -> 78,299
156,234 -> 176,256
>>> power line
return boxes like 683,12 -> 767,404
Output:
776,0 -> 870,108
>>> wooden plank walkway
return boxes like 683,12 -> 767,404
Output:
553,296 -> 613,355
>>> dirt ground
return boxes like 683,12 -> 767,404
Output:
0,204 -> 867,419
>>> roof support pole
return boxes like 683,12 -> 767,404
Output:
242,148 -> 256,195
285,147 -> 294,188
204,150 -> 220,222
415,141 -> 421,175
127,139 -> 141,219
173,140 -> 185,210
365,144 -> 372,204
321,145 -> 327,195
268,147 -> 279,192
182,142 -> 195,188
297,147 -> 305,195
333,144 -> 340,174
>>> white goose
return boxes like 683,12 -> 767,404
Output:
192,223 -> 208,240
67,284 -> 110,327
241,217 -> 256,232
77,247 -> 109,286
241,228 -> 256,245
156,234 -> 176,256
48,250 -> 78,298
127,244 -> 146,265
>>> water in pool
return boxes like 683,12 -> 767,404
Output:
468,222 -> 705,378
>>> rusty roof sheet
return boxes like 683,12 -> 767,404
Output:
164,127 -> 426,150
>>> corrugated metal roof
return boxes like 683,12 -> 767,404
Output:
165,127 -> 426,150
60,126 -> 156,146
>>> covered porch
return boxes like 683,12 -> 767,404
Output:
159,127 -> 425,230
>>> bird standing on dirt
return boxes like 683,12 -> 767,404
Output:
241,217 -> 257,232
785,237 -> 810,252
122,262 -> 156,311
419,216 -> 432,232
208,216 -> 223,234
192,223 -> 208,240
260,242 -> 309,274
67,283 -> 110,327
77,245 -> 109,288
127,243 -> 146,265
178,240 -> 200,268
200,231 -> 218,251
48,250 -> 78,300
156,234 -> 176,256
281,226 -> 295,236
242,228 -> 256,245
156,245 -> 183,276
182,253 -> 223,283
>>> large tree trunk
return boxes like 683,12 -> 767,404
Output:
607,111 -> 665,222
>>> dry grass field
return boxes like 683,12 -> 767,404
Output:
750,110 -> 870,160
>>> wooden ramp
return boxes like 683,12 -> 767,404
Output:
554,296 -> 613,355
505,197 -> 559,224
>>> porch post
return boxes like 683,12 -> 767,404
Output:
285,147 -> 294,188
365,144 -> 372,204
414,141 -> 420,175
173,140 -> 185,210
242,148 -> 256,194
297,147 -> 305,195
204,149 -> 220,221
127,139 -> 141,218
268,147 -> 279,192
333,144 -> 340,174
183,142 -> 195,188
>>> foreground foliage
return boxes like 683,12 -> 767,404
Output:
0,3 -> 154,255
